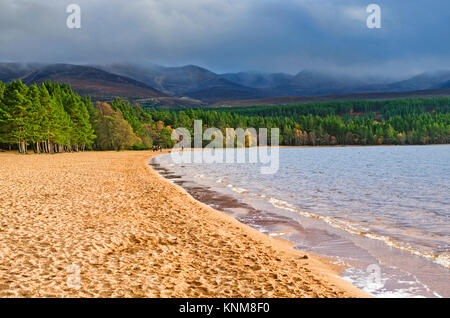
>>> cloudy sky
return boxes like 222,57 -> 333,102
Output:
0,0 -> 449,76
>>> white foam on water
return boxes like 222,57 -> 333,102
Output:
435,253 -> 450,268
341,266 -> 440,298
225,183 -> 248,194
268,232 -> 288,237
266,196 -> 450,270
152,149 -> 449,298
210,177 -> 450,272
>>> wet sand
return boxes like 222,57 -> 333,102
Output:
151,161 -> 308,245
0,151 -> 367,297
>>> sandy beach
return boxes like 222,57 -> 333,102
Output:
0,151 -> 367,297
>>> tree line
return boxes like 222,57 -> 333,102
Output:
147,109 -> 449,146
1,80 -> 449,153
206,98 -> 450,119
0,81 -> 174,153
0,81 -> 95,153
100,98 -> 450,147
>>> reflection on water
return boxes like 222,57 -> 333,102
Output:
152,145 -> 450,298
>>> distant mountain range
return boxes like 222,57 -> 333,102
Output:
1,62 -> 450,107
95,64 -> 450,103
354,70 -> 450,93
97,64 -> 265,102
0,63 -> 164,98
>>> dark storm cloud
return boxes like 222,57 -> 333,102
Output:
0,0 -> 449,76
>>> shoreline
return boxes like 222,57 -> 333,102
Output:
0,151 -> 368,297
152,147 -> 450,298
146,152 -> 369,297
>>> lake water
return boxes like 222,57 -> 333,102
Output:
152,145 -> 450,297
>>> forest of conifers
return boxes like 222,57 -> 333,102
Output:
0,80 -> 174,153
0,80 -> 449,153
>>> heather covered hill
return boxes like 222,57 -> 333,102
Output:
98,64 -> 450,103
99,64 -> 222,95
98,63 -> 265,102
0,63 -> 209,108
0,63 -> 168,101
20,64 -> 166,99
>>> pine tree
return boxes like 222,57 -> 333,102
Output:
1,81 -> 32,153
26,84 -> 47,153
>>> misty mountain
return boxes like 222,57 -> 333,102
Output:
182,83 -> 265,103
392,71 -> 450,91
269,70 -> 387,96
2,62 -> 450,105
0,63 -> 41,82
220,72 -> 293,89
211,69 -> 450,105
388,70 -> 450,91
97,63 -> 450,102
357,70 -> 450,93
98,64 -> 220,95
223,70 -> 450,97
0,63 -> 167,101
438,80 -> 450,89
98,63 -> 266,102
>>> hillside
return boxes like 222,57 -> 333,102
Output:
98,63 -> 264,101
0,63 -> 208,107
356,70 -> 450,93
3,63 -> 450,107
99,64 -> 450,103
0,63 -> 41,82
19,64 -> 166,100
220,72 -> 293,89
210,88 -> 450,107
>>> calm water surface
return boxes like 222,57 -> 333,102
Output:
153,145 -> 450,297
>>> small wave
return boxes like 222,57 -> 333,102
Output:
154,158 -> 450,271
267,198 -> 450,270
226,184 -> 248,194
435,253 -> 450,268
217,177 -> 225,183
268,232 -> 288,238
